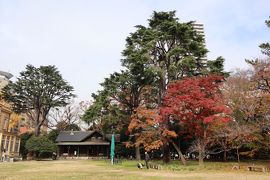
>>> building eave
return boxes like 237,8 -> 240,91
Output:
56,141 -> 110,145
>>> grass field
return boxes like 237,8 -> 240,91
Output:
0,159 -> 269,180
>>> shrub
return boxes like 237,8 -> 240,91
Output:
20,132 -> 33,159
26,136 -> 56,159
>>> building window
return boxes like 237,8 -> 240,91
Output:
1,135 -> 5,151
10,137 -> 14,152
3,118 -> 9,131
15,139 -> 20,152
5,136 -> 10,151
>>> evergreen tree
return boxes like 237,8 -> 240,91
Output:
2,65 -> 75,136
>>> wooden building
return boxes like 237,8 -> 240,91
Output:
56,130 -> 119,158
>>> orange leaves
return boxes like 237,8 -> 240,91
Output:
162,129 -> 177,138
127,107 -> 165,151
144,140 -> 163,151
128,107 -> 160,132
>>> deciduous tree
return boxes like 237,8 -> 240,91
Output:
48,100 -> 89,130
160,75 -> 231,165
222,66 -> 270,160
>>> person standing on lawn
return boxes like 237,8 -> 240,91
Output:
145,152 -> 150,169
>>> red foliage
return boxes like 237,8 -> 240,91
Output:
160,75 -> 231,138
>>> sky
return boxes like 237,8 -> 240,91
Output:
0,0 -> 269,101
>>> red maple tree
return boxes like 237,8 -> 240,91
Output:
160,75 -> 231,165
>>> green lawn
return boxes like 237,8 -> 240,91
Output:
0,159 -> 269,180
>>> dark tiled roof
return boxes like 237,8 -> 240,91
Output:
56,131 -> 94,142
56,130 -> 121,142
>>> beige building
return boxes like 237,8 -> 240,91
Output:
0,71 -> 20,160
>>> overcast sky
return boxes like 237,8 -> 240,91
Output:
1,0 -> 269,101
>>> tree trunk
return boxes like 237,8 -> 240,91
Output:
236,148 -> 240,168
171,141 -> 186,165
198,151 -> 204,166
223,150 -> 227,161
135,146 -> 141,161
34,108 -> 42,136
158,76 -> 166,105
158,75 -> 170,163
162,144 -> 170,163
34,125 -> 41,137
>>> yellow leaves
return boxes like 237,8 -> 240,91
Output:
9,113 -> 21,129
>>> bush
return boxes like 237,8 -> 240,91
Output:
20,132 -> 34,159
26,136 -> 56,159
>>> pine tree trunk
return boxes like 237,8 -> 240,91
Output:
135,146 -> 141,161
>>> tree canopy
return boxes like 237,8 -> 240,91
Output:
2,64 -> 75,136
122,11 -> 227,104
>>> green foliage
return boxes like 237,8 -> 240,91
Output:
82,88 -> 123,133
2,64 -> 75,136
259,18 -> 270,56
26,136 -> 56,158
19,132 -> 33,159
122,11 -> 227,106
47,129 -> 60,143
83,70 -> 154,133
207,56 -> 229,77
